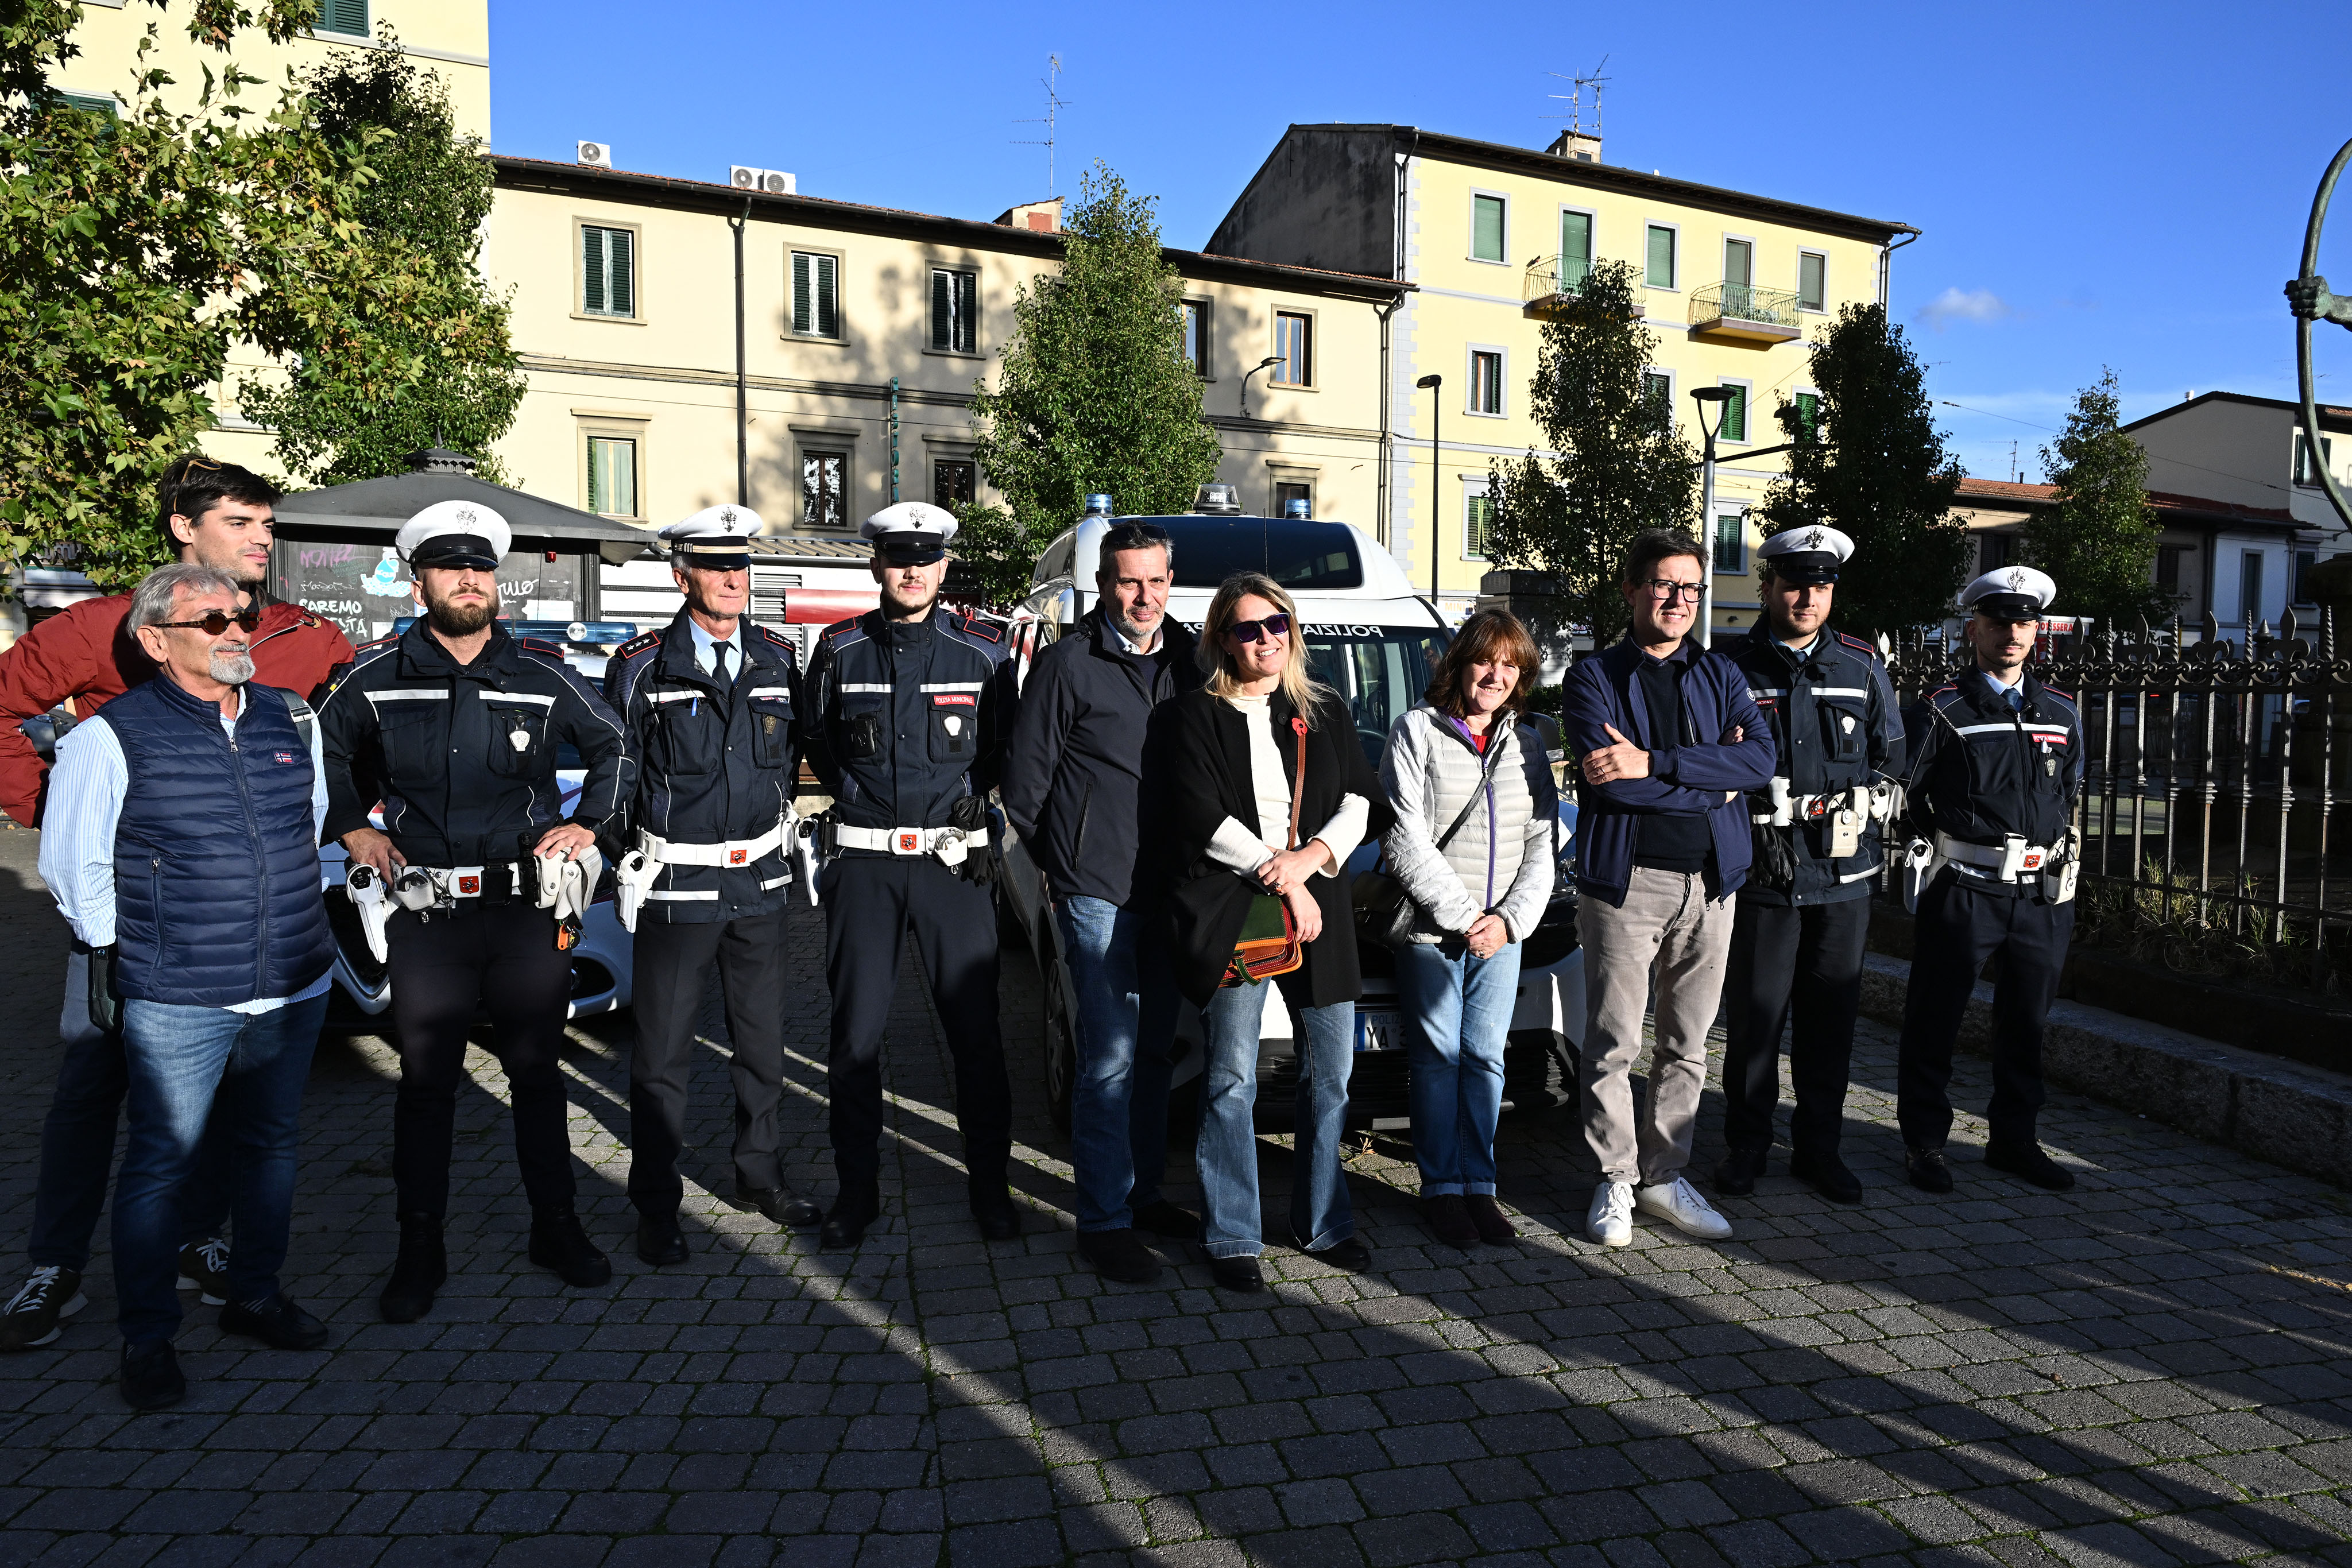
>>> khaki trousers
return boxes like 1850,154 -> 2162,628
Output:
1577,867 -> 1737,1185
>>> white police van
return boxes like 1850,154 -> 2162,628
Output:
993,494 -> 1584,1132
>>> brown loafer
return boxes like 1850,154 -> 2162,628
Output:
1463,1194 -> 1519,1245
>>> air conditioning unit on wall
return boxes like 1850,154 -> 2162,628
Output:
730,165 -> 796,195
576,140 -> 613,168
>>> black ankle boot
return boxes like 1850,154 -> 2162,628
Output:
379,1212 -> 446,1324
529,1206 -> 613,1288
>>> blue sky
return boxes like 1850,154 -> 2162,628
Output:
490,0 -> 2351,487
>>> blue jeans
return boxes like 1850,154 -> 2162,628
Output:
1398,938 -> 1523,1196
1053,896 -> 1179,1232
113,994 -> 325,1345
1196,977 -> 1354,1258
28,946 -> 228,1272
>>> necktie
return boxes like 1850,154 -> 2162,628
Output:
711,643 -> 730,686
2005,686 -> 2022,714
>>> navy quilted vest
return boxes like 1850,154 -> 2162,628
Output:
108,677 -> 335,1006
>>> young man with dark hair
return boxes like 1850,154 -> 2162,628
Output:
1564,529 -> 1774,1249
0,456 -> 354,1353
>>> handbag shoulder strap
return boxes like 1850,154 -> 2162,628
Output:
1432,723 -> 1511,853
1287,716 -> 1308,850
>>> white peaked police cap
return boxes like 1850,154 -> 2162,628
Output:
1958,565 -> 2057,621
660,504 -> 762,567
397,500 -> 510,571
860,501 -> 958,564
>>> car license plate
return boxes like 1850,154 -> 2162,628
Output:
1354,1008 -> 1405,1052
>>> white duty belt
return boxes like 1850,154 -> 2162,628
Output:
636,820 -> 788,868
1936,831 -> 2061,882
612,816 -> 796,933
834,823 -> 988,866
1752,779 -> 1901,860
1903,829 -> 2078,913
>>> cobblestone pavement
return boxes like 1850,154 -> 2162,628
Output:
1,824 -> 2350,1567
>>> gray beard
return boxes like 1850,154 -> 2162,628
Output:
1105,607 -> 1159,649
208,650 -> 255,686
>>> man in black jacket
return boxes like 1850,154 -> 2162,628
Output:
1001,521 -> 1204,1284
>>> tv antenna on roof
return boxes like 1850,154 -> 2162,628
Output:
1013,55 -> 1071,197
1541,56 -> 1611,137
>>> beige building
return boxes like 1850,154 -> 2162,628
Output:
482,157 -> 1406,551
1206,123 -> 1916,629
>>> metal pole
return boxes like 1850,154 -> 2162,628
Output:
1698,427 -> 1716,650
1431,391 -> 1442,612
730,201 -> 749,506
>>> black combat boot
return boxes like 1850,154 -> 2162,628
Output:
378,1212 -> 446,1324
529,1206 -> 614,1288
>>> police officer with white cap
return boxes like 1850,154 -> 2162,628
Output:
604,505 -> 819,1265
1893,564 -> 2083,1196
802,501 -> 1020,1249
1715,526 -> 1904,1206
318,500 -> 636,1321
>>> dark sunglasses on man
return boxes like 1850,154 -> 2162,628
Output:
1226,612 -> 1290,645
154,609 -> 264,636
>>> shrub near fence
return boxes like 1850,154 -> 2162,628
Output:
1882,610 -> 2352,994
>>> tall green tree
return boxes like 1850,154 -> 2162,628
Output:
962,162 -> 1222,606
2025,369 -> 2170,629
1,0 -> 458,586
238,28 -> 525,485
1757,303 -> 1970,637
1484,258 -> 1696,648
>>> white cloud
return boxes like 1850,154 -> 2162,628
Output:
1916,287 -> 2013,331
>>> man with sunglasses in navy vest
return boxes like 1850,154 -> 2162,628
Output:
39,564 -> 337,1408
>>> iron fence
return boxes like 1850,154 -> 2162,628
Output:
1883,610 -> 2352,988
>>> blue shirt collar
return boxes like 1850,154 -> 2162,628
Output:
687,617 -> 743,676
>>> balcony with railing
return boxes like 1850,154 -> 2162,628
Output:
1522,255 -> 1642,320
1688,280 -> 1802,343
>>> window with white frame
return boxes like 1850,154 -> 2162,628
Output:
791,251 -> 840,338
1643,370 -> 1674,423
581,224 -> 636,318
316,0 -> 367,35
803,450 -> 849,529
930,268 -> 977,353
1271,311 -> 1313,386
1645,224 -> 1677,288
1468,349 -> 1504,416
1713,512 -> 1746,575
1180,299 -> 1210,376
1797,250 -> 1827,311
586,436 -> 639,518
1717,380 -> 1751,443
1464,481 -> 1494,561
1471,193 -> 1507,263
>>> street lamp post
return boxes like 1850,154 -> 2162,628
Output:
1417,373 -> 1444,613
1688,387 -> 1733,650
1239,355 -> 1283,421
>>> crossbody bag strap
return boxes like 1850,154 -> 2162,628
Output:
1431,724 -> 1512,853
1287,717 -> 1308,850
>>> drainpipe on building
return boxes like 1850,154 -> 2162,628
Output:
1375,294 -> 1403,549
1877,226 -> 1920,311
730,199 -> 751,506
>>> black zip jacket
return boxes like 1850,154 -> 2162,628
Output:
1901,667 -> 2083,898
1730,622 -> 1905,907
802,607 -> 1016,844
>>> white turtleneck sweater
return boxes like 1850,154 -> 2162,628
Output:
1205,691 -> 1368,878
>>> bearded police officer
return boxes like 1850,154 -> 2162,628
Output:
319,501 -> 636,1321
1894,566 -> 2083,1196
605,505 -> 820,1265
803,501 -> 1019,1250
1715,527 -> 1904,1206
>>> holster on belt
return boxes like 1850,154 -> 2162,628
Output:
1901,836 -> 1941,914
346,861 -> 394,963
792,811 -> 826,906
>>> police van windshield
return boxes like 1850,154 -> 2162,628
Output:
1299,624 -> 1448,765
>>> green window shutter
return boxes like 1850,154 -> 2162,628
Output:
1561,211 -> 1591,266
1721,385 -> 1747,442
1798,251 -> 1826,310
582,227 -> 607,315
319,0 -> 368,36
1465,493 -> 1493,559
57,90 -> 117,119
792,253 -> 811,334
815,254 -> 837,338
608,229 -> 633,316
1794,392 -> 1820,440
588,438 -> 636,516
1472,195 -> 1505,262
931,270 -> 951,350
1646,226 -> 1676,288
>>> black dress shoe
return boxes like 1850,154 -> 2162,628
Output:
1905,1145 -> 1954,1194
379,1211 -> 445,1324
732,1184 -> 823,1229
529,1207 -> 613,1288
636,1213 -> 689,1267
1303,1236 -> 1371,1273
1985,1140 -> 2076,1191
1789,1149 -> 1864,1205
820,1190 -> 881,1251
1208,1255 -> 1264,1292
1713,1146 -> 1769,1197
219,1295 -> 328,1350
1132,1201 -> 1201,1241
1077,1229 -> 1162,1285
970,1184 -> 1022,1242
119,1339 -> 185,1411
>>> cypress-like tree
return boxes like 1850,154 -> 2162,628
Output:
1757,303 -> 1971,637
962,163 -> 1223,607
1484,258 -> 1697,648
2025,370 -> 2171,629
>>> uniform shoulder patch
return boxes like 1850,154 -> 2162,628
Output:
952,613 -> 1004,643
519,637 -> 566,656
1836,631 -> 1881,657
757,624 -> 795,648
617,630 -> 661,659
354,633 -> 400,653
2040,686 -> 2075,703
820,615 -> 864,645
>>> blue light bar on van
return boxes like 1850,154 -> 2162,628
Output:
388,617 -> 641,644
1084,493 -> 1115,517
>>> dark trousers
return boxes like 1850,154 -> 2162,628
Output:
629,911 -> 790,1215
1896,872 -> 2074,1149
820,855 -> 1011,1198
27,944 -> 226,1273
1721,898 -> 1871,1157
386,902 -> 578,1217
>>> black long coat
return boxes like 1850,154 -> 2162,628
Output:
1151,684 -> 1396,1009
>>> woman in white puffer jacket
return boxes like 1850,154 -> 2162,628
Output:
1378,610 -> 1558,1248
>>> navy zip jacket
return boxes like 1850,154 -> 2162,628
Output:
1564,635 -> 1777,905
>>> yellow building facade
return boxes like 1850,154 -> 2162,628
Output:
1208,125 -> 1916,632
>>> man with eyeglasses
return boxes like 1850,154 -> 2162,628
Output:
1003,517 -> 1204,1284
1565,530 -> 1774,1250
37,564 -> 338,1407
0,456 -> 351,1354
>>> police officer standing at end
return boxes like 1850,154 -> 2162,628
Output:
1895,566 -> 2083,1196
319,502 -> 636,1321
605,505 -> 821,1265
1715,527 -> 1904,1206
804,501 -> 1018,1250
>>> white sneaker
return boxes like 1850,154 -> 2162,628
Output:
1585,1182 -> 1635,1247
1635,1176 -> 1735,1241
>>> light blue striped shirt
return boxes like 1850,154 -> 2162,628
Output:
38,687 -> 331,1013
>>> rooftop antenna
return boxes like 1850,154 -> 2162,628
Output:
1012,55 -> 1070,198
1541,56 -> 1611,138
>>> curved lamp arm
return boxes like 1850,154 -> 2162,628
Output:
2291,135 -> 2352,533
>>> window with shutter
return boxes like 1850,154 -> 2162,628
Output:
1464,489 -> 1494,561
318,0 -> 368,36
1719,383 -> 1748,443
1560,210 -> 1592,292
57,90 -> 117,118
1643,371 -> 1673,420
1713,514 -> 1744,574
1723,239 -> 1753,289
1472,195 -> 1506,263
587,438 -> 638,517
1272,312 -> 1312,386
1645,225 -> 1676,289
791,251 -> 838,337
930,269 -> 976,353
1794,392 -> 1820,441
1798,251 -> 1827,311
581,226 -> 635,318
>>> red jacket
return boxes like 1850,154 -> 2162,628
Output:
0,595 -> 355,827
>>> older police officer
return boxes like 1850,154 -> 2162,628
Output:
605,505 -> 819,1265
319,502 -> 635,1320
1895,566 -> 2083,1196
803,502 -> 1019,1249
1715,527 -> 1904,1205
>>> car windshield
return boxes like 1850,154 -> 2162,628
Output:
1123,518 -> 1365,591
1299,624 -> 1448,765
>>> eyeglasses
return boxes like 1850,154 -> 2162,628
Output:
154,609 -> 262,636
1641,580 -> 1706,603
1226,612 -> 1291,644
